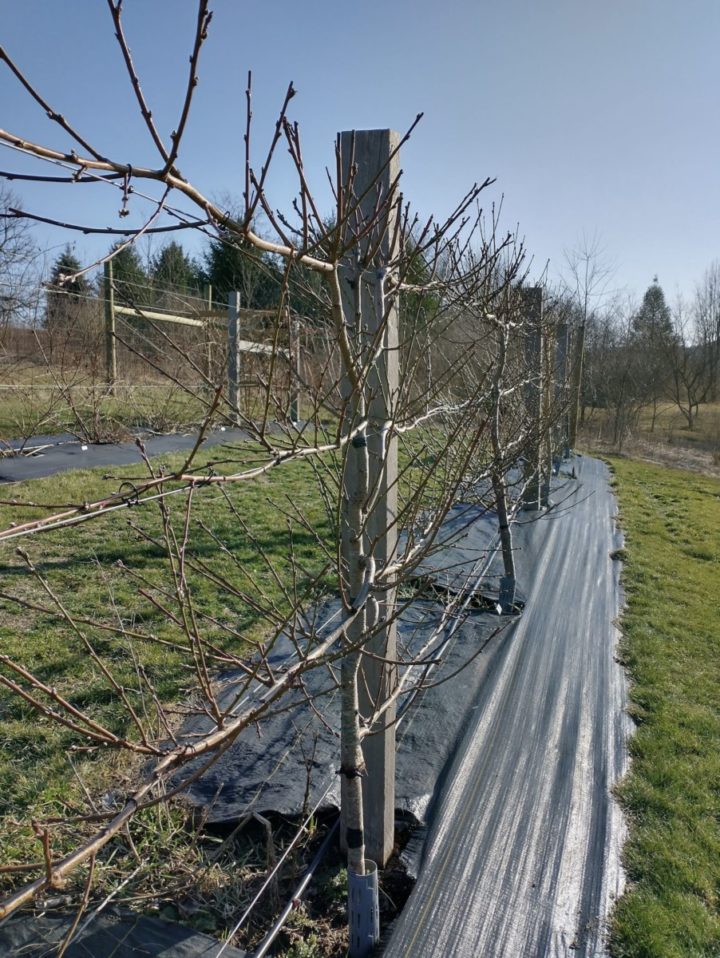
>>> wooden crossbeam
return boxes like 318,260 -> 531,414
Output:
236,338 -> 287,357
114,305 -> 204,328
115,304 -> 286,356
196,307 -> 279,320
193,310 -> 228,320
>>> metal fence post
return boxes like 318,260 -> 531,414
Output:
228,291 -> 241,423
104,260 -> 117,395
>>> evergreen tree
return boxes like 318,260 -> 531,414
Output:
108,244 -> 151,307
632,276 -> 674,342
45,246 -> 92,328
631,277 -> 675,429
151,241 -> 202,296
202,236 -> 281,310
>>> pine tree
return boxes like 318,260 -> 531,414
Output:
45,246 -> 92,328
632,276 -> 674,342
108,244 -> 151,307
631,277 -> 675,429
151,241 -> 201,296
201,236 -> 281,310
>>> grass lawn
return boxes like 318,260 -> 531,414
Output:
0,379 -> 211,441
0,427 -> 434,950
608,456 -> 720,957
0,442 -> 335,918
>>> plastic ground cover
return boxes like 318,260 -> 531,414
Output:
383,456 -> 630,958
0,428 -> 259,484
0,910 -> 247,957
176,502 -> 525,828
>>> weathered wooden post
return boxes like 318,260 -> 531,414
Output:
568,319 -> 586,450
522,287 -> 544,509
104,260 -> 117,395
540,316 -> 554,506
555,322 -> 570,459
339,128 -> 400,874
490,321 -> 517,614
228,291 -> 241,423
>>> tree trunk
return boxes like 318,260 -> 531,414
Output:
340,642 -> 366,875
490,323 -> 515,593
339,420 -> 369,875
650,396 -> 658,433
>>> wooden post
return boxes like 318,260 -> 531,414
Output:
490,324 -> 516,612
339,129 -> 400,868
555,322 -> 570,457
540,317 -> 554,506
228,291 -> 241,423
104,260 -> 117,395
568,320 -> 586,450
522,287 -> 544,509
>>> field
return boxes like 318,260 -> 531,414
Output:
0,381 -> 210,445
0,445 -> 339,950
608,456 -> 720,957
581,401 -> 720,477
1,380 -> 719,955
0,319 -> 293,444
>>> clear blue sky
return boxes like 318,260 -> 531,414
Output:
2,0 -> 719,303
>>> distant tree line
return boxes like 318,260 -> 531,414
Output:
43,232 -> 285,323
580,272 -> 720,441
4,187 -> 720,442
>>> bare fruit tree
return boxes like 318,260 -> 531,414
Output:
0,3 -> 556,950
663,295 -> 719,430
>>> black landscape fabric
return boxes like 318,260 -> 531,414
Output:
176,501 -> 537,828
0,428 -> 257,484
0,910 -> 247,957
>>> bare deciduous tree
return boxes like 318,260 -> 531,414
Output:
0,5 -> 556,951
663,295 -> 719,430
562,233 -> 616,444
0,185 -> 37,329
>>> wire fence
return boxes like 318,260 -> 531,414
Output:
0,283 -> 305,440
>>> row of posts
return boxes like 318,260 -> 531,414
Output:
332,131 -> 582,957
107,131 -> 583,958
522,287 -> 575,510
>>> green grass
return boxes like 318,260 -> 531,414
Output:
0,405 -> 493,949
608,456 -> 720,957
0,379 -> 210,441
0,442 -> 334,874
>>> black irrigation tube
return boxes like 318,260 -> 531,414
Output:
249,817 -> 341,958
